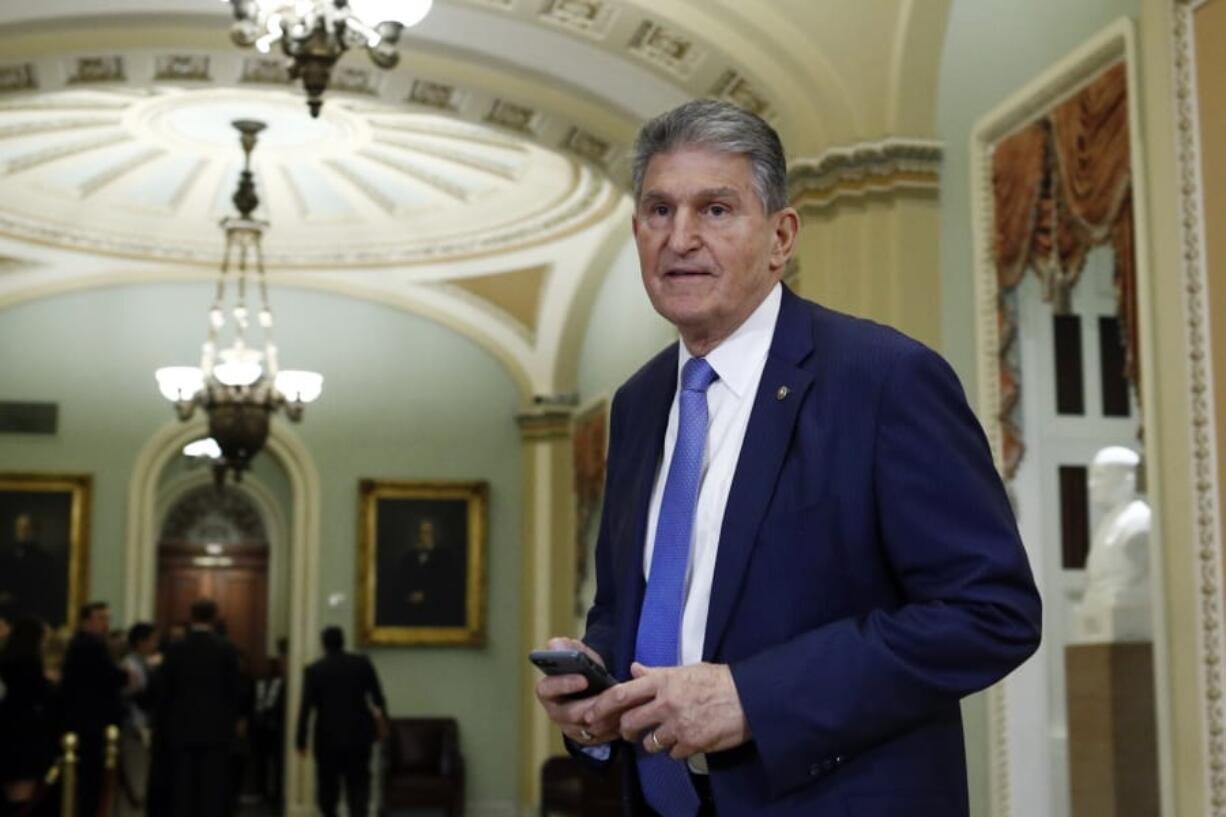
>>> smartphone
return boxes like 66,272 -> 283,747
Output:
529,649 -> 617,699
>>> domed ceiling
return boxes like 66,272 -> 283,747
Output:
0,84 -> 614,267
0,0 -> 949,394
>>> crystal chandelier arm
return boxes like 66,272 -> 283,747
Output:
234,235 -> 251,350
341,11 -> 381,48
253,233 -> 279,377
203,228 -> 235,373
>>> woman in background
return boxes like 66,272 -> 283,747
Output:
0,616 -> 60,817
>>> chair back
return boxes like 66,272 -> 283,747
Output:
386,717 -> 458,775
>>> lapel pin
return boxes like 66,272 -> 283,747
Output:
776,386 -> 789,401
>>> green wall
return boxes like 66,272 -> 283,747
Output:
0,282 -> 523,808
577,235 -> 676,403
936,2 -> 1140,814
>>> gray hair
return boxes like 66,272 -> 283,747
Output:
631,99 -> 788,213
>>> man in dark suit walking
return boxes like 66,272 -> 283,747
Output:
156,598 -> 241,817
296,626 -> 388,817
62,601 -> 130,817
535,99 -> 1042,816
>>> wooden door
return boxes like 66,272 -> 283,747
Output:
156,542 -> 269,673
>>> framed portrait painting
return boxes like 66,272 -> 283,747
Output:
0,473 -> 91,629
357,479 -> 487,646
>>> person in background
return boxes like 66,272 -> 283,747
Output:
253,648 -> 287,808
62,601 -> 129,817
39,627 -> 70,685
0,596 -> 14,648
156,599 -> 241,817
0,596 -> 13,705
229,650 -> 256,813
0,617 -> 59,817
117,623 -> 160,817
162,622 -> 188,648
296,627 -> 388,817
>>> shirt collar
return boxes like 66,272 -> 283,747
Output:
677,283 -> 782,399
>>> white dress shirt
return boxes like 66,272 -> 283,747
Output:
642,283 -> 781,666
579,284 -> 781,768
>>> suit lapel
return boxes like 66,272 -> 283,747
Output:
702,288 -> 815,661
614,350 -> 677,677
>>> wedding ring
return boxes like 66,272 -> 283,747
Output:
579,728 -> 594,742
649,731 -> 663,751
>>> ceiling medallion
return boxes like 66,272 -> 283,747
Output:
222,0 -> 434,117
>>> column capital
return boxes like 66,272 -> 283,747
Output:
516,406 -> 573,441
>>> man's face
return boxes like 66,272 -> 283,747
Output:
82,606 -> 110,635
14,514 -> 33,542
138,631 -> 159,656
633,146 -> 797,350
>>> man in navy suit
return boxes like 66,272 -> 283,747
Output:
534,99 -> 1041,816
156,598 -> 242,817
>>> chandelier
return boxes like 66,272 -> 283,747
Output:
223,0 -> 434,117
156,120 -> 322,486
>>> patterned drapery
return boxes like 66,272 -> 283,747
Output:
989,63 -> 1139,479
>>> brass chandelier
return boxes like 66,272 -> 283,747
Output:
156,120 -> 322,486
223,0 -> 434,117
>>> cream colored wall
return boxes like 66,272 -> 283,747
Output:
1194,0 -> 1226,608
792,190 -> 942,349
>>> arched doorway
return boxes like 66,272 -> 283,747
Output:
127,421 -> 322,813
155,484 -> 270,676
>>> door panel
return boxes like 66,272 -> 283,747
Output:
156,544 -> 269,673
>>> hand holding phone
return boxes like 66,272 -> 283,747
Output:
530,648 -> 617,700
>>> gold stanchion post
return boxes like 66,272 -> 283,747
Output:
61,732 -> 77,817
103,725 -> 119,771
102,724 -> 120,817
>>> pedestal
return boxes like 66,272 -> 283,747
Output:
1065,642 -> 1159,817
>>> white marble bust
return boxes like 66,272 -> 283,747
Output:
1073,446 -> 1152,643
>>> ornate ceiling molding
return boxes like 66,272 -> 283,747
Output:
0,63 -> 36,93
788,137 -> 942,210
627,20 -> 706,80
0,82 -> 623,266
538,0 -> 621,40
711,70 -> 773,120
0,168 -> 618,267
0,34 -> 646,190
0,254 -> 34,274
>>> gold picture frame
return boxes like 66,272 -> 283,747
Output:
0,472 -> 91,629
357,479 -> 487,646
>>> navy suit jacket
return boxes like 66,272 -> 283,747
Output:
580,287 -> 1041,816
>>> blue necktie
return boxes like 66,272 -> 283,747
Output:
634,357 -> 718,817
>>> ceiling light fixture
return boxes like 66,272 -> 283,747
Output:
222,0 -> 434,117
156,120 -> 322,487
